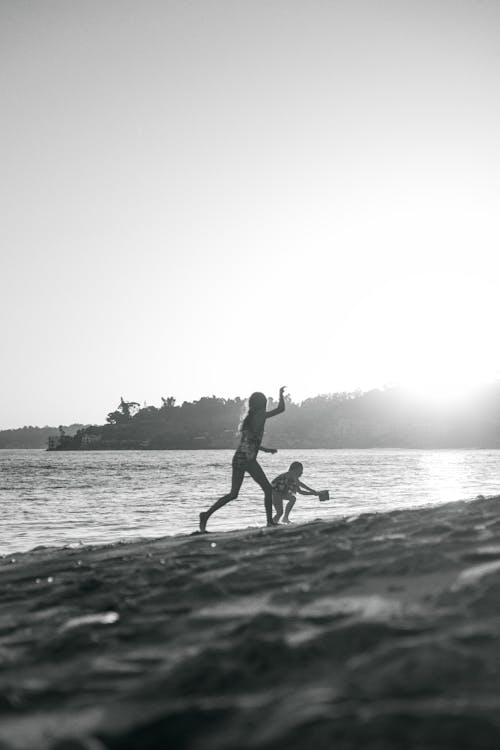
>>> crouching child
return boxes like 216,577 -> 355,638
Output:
271,461 -> 319,524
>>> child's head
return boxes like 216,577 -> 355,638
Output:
240,391 -> 267,431
289,461 -> 303,478
248,392 -> 267,412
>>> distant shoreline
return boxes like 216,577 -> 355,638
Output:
0,444 -> 495,451
5,384 -> 500,450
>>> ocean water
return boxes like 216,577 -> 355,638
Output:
1,448 -> 500,555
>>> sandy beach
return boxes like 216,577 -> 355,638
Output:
2,495 -> 500,750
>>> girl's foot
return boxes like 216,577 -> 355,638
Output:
199,512 -> 208,533
266,520 -> 278,527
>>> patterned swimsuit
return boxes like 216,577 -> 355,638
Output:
271,472 -> 300,496
232,426 -> 264,470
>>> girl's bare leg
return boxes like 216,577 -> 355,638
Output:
246,460 -> 275,526
283,495 -> 296,523
199,465 -> 245,532
272,491 -> 284,524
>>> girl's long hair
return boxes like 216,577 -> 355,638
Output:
239,400 -> 250,433
239,391 -> 267,432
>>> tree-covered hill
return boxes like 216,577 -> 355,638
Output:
45,384 -> 500,451
0,424 -> 85,449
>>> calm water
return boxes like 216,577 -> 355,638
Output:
1,449 -> 500,555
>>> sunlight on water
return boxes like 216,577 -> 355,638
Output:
2,449 -> 500,554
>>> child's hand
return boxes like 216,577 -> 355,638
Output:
279,386 -> 286,397
269,448 -> 278,454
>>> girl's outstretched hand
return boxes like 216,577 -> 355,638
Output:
269,448 -> 278,455
279,386 -> 287,397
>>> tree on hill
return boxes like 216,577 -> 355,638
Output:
107,397 -> 141,425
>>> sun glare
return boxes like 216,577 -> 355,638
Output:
403,378 -> 483,404
314,272 -> 500,404
392,276 -> 498,402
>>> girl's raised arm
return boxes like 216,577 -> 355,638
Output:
265,386 -> 286,419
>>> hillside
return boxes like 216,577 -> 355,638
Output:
46,385 -> 500,450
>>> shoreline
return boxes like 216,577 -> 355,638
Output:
2,495 -> 500,749
0,497 -> 474,559
1,446 -> 498,451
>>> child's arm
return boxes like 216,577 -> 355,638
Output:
265,386 -> 286,419
259,446 -> 277,454
298,480 -> 318,495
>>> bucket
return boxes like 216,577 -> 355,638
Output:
318,490 -> 330,502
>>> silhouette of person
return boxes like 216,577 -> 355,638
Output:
271,461 -> 319,524
199,386 -> 286,532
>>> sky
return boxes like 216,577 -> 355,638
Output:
2,0 -> 500,428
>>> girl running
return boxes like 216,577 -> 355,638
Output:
199,386 -> 286,532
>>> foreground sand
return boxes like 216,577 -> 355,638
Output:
2,496 -> 500,750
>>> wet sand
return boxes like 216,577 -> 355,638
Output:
2,495 -> 500,749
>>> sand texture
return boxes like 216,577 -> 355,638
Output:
2,495 -> 500,749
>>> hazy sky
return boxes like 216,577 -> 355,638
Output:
2,0 -> 500,428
